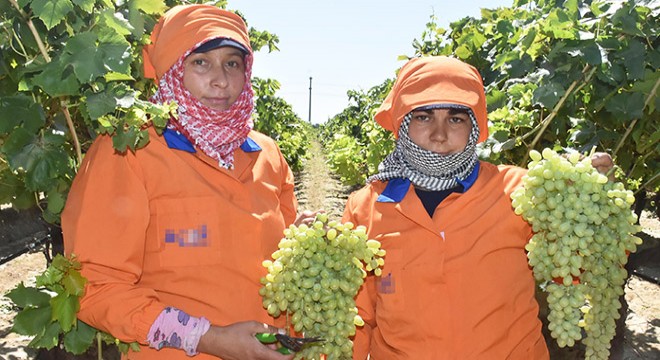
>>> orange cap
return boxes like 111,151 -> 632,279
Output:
375,56 -> 488,143
143,4 -> 252,80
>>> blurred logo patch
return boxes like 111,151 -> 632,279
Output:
165,225 -> 208,247
377,272 -> 395,294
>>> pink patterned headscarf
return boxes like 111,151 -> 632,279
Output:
151,38 -> 254,169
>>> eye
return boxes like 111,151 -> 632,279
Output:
225,57 -> 245,71
449,114 -> 470,125
412,112 -> 431,122
185,54 -> 209,68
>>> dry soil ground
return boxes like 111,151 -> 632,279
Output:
0,140 -> 658,359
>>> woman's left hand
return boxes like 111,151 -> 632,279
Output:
294,209 -> 324,226
591,152 -> 615,181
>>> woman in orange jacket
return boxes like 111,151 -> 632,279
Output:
343,56 -> 614,359
62,4 -> 313,359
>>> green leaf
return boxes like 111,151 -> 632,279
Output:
612,3 -> 644,36
31,0 -> 74,30
12,306 -> 52,335
2,127 -> 36,167
5,283 -> 52,308
72,0 -> 95,13
132,0 -> 168,15
36,263 -> 65,287
127,5 -> 146,38
0,168 -> 24,204
50,292 -> 79,332
85,90 -> 119,119
112,127 -> 136,153
0,95 -> 45,135
63,320 -> 97,354
31,61 -> 80,97
105,72 -> 135,81
62,268 -> 87,297
29,321 -> 61,350
543,9 -> 577,40
99,40 -> 132,75
454,44 -> 473,60
64,32 -> 105,83
99,8 -> 133,36
619,40 -> 646,80
572,42 -> 603,65
46,189 -> 66,216
604,92 -> 645,121
493,50 -> 519,70
13,131 -> 70,191
533,82 -> 565,109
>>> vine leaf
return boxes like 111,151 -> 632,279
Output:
619,40 -> 646,80
131,0 -> 168,15
72,0 -> 95,14
31,0 -> 74,30
32,60 -> 80,97
64,32 -> 105,83
12,306 -> 52,335
29,321 -> 62,350
62,269 -> 87,297
0,95 -> 46,135
533,82 -> 565,109
605,92 -> 645,121
63,321 -> 97,354
5,283 -> 51,308
51,293 -> 80,332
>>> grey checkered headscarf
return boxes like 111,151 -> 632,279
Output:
368,104 -> 480,191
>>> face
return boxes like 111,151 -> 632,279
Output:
407,108 -> 473,155
183,47 -> 246,111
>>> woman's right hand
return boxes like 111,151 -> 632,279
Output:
197,321 -> 294,360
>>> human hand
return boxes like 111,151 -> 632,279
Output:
294,209 -> 324,226
197,321 -> 293,360
590,152 -> 615,181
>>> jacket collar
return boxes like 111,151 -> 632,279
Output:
376,161 -> 480,203
162,127 -> 261,153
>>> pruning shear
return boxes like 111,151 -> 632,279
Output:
256,332 -> 325,355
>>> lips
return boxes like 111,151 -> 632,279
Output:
203,96 -> 231,109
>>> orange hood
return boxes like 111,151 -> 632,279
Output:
375,56 -> 488,142
143,4 -> 252,80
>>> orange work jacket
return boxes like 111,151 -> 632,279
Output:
343,161 -> 549,360
62,127 -> 297,359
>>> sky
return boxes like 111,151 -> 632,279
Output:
228,0 -> 513,124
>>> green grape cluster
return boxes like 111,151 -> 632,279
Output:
511,148 -> 642,360
260,214 -> 385,360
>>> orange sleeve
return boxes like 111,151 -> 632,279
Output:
62,135 -> 165,343
276,144 -> 297,226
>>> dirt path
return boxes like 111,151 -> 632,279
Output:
0,139 -> 658,359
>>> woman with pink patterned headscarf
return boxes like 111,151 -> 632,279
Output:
63,4 -> 314,359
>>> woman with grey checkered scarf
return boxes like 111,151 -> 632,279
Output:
344,56 -> 615,359
342,56 -> 553,359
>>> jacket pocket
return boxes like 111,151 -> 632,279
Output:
151,197 -> 228,267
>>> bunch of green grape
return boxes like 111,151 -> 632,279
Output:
260,214 -> 385,360
511,148 -> 642,359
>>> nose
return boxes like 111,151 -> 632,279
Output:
210,67 -> 229,88
428,121 -> 448,143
